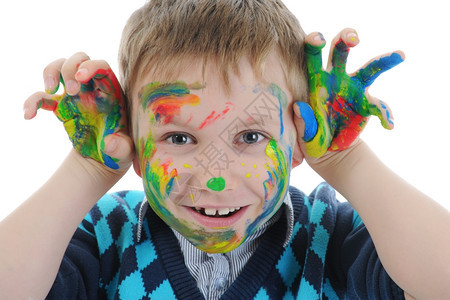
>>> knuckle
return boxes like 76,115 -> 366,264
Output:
42,58 -> 65,77
71,51 -> 91,62
84,59 -> 110,71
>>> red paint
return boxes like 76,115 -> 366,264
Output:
198,103 -> 233,129
329,95 -> 366,151
151,94 -> 200,124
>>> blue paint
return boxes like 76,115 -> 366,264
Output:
267,83 -> 286,137
380,100 -> 394,125
356,52 -> 404,88
139,82 -> 191,109
297,102 -> 318,142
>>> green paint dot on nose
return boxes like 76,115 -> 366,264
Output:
206,177 -> 226,192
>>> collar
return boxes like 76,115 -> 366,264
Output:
137,192 -> 295,247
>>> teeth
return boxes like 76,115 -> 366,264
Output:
204,208 -> 217,216
218,208 -> 230,216
194,207 -> 242,217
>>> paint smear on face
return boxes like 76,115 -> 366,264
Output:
139,81 -> 202,124
240,84 -> 292,239
267,83 -> 288,137
256,139 -> 290,228
145,158 -> 178,203
198,102 -> 234,129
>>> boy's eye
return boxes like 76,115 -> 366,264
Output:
165,133 -> 195,145
237,131 -> 266,144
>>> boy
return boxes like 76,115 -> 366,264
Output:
2,0 -> 449,299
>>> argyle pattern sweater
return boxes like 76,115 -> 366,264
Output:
47,183 -> 404,299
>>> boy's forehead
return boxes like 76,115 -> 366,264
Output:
133,51 -> 292,103
135,79 -> 294,138
137,80 -> 291,120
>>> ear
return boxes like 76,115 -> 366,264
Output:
291,142 -> 304,168
133,155 -> 142,178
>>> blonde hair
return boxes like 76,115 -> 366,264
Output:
119,0 -> 307,108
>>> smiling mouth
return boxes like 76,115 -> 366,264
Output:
192,207 -> 242,218
186,205 -> 248,228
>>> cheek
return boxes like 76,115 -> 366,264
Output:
137,131 -> 179,205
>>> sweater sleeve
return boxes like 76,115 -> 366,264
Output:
328,200 -> 405,300
46,218 -> 100,300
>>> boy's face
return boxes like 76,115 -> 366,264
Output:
132,52 -> 303,253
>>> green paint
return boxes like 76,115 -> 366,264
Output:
206,177 -> 226,191
47,69 -> 123,169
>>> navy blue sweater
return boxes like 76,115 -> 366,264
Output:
47,183 -> 404,299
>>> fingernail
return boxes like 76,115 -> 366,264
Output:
314,32 -> 325,42
44,76 -> 57,93
347,31 -> 358,43
65,80 -> 78,94
297,102 -> 318,142
23,106 -> 31,119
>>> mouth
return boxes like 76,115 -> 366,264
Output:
186,205 -> 248,228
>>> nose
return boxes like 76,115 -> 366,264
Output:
206,177 -> 226,192
189,141 -> 239,192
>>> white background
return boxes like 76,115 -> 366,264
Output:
1,0 -> 449,221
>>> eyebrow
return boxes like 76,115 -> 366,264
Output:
244,114 -> 282,129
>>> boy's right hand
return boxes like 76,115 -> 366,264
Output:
24,52 -> 134,173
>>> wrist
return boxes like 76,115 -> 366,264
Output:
59,149 -> 130,201
306,139 -> 370,190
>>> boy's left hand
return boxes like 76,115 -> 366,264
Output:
294,28 -> 404,160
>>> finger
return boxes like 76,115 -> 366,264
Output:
43,58 -> 65,94
367,95 -> 395,130
103,132 -> 135,169
60,52 -> 91,95
327,28 -> 359,72
23,91 -> 60,120
304,32 -> 326,75
75,59 -> 113,83
354,51 -> 405,89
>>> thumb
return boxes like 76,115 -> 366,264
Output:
103,132 -> 135,169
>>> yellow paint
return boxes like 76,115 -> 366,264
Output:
211,226 -> 229,230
